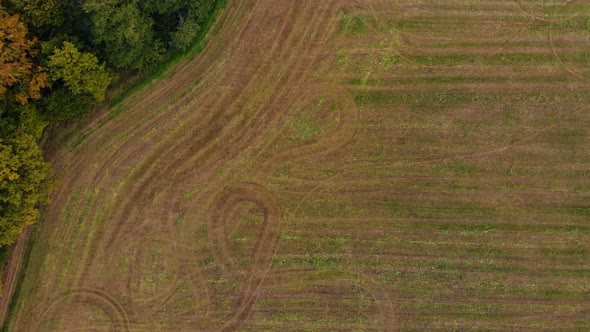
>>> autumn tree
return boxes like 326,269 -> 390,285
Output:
0,105 -> 52,247
48,41 -> 112,101
0,8 -> 48,105
0,7 -> 52,248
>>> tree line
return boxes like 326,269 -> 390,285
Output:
0,0 -> 223,247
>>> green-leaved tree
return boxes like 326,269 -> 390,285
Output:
48,41 -> 112,101
0,115 -> 52,247
82,0 -> 162,70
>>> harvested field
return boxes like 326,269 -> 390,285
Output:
5,0 -> 590,330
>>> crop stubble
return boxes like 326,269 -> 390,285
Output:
5,0 -> 590,331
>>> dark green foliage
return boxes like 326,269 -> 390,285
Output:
82,0 -> 162,70
42,86 -> 92,121
171,17 -> 201,50
7,0 -> 64,37
8,0 -> 222,72
79,0 -> 221,70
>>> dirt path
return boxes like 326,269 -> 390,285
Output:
0,227 -> 30,326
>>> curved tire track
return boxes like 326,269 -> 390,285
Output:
512,0 -> 584,23
35,288 -> 130,331
255,84 -> 359,180
260,269 -> 398,331
207,183 -> 282,331
549,24 -> 590,81
92,0 -> 338,261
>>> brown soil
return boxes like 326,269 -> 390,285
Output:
5,0 -> 590,331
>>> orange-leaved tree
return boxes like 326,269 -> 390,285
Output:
0,7 -> 48,105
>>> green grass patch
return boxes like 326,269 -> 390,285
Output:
339,13 -> 368,35
437,224 -> 497,234
272,256 -> 341,268
292,117 -> 321,141
183,188 -> 199,202
410,54 -> 474,66
484,53 -> 554,65
404,53 -> 555,66
355,89 -> 476,112
447,161 -> 477,176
